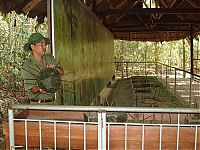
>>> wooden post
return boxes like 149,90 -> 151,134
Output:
189,24 -> 194,107
190,24 -> 194,75
154,42 -> 158,74
183,39 -> 186,77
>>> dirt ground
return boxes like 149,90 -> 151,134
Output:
106,76 -> 186,108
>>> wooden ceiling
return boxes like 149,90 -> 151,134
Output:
1,0 -> 200,41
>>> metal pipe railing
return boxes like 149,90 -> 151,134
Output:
8,105 -> 200,150
12,104 -> 200,114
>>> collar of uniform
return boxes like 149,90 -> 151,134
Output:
30,53 -> 47,68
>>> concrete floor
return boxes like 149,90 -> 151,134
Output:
99,76 -> 187,108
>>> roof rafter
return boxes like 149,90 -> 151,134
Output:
112,28 -> 191,32
107,0 -> 143,24
22,0 -> 42,14
108,20 -> 200,27
98,8 -> 200,15
0,0 -> 7,13
186,0 -> 200,8
1,0 -> 200,41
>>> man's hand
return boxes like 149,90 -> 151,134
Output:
31,86 -> 43,94
56,66 -> 64,75
46,64 -> 64,75
46,64 -> 55,68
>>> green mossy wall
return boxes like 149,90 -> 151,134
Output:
54,0 -> 114,105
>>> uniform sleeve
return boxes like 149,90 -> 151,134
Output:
21,63 -> 38,91
45,52 -> 61,67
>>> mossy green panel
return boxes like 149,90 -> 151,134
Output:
54,0 -> 114,105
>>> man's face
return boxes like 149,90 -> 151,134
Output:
31,39 -> 47,57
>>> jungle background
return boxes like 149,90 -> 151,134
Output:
0,12 -> 200,147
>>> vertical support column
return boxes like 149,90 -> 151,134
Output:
154,42 -> 158,75
98,110 -> 106,150
165,65 -> 168,87
8,109 -> 15,150
189,74 -> 193,107
189,24 -> 194,107
126,62 -> 128,78
50,0 -> 55,57
47,0 -> 51,53
174,68 -> 177,94
197,37 -> 200,74
190,24 -> 194,75
144,48 -> 147,76
121,63 -> 124,79
183,39 -> 186,77
160,64 -> 162,80
73,79 -> 76,104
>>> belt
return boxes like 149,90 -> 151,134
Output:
30,99 -> 54,103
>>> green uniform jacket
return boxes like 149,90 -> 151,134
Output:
21,52 -> 59,101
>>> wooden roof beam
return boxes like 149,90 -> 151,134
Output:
186,0 -> 200,8
109,23 -> 193,28
108,0 -> 126,9
111,29 -> 191,32
160,0 -> 168,8
175,0 -> 186,8
169,0 -> 176,7
160,0 -> 176,8
22,0 -> 42,14
108,21 -> 200,27
149,0 -> 176,20
98,8 -> 200,15
144,0 -> 162,20
136,14 -> 150,29
175,0 -> 200,20
173,0 -> 191,21
87,0 -> 103,10
105,0 -> 129,24
110,0 -> 143,24
0,0 -> 7,13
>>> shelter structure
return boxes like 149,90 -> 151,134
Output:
0,0 -> 200,41
1,1 -> 200,150
1,0 -> 200,102
0,0 -> 200,105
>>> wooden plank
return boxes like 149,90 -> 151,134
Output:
3,121 -> 200,149
3,122 -> 98,149
15,110 -> 87,121
108,125 -> 200,150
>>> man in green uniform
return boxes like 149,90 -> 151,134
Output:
21,33 -> 64,104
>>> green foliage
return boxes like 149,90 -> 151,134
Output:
0,12 -> 48,86
114,40 -> 158,63
114,37 -> 200,70
0,12 -> 48,121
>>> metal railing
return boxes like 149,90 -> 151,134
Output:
115,61 -> 157,78
114,61 -> 200,108
7,105 -> 200,150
